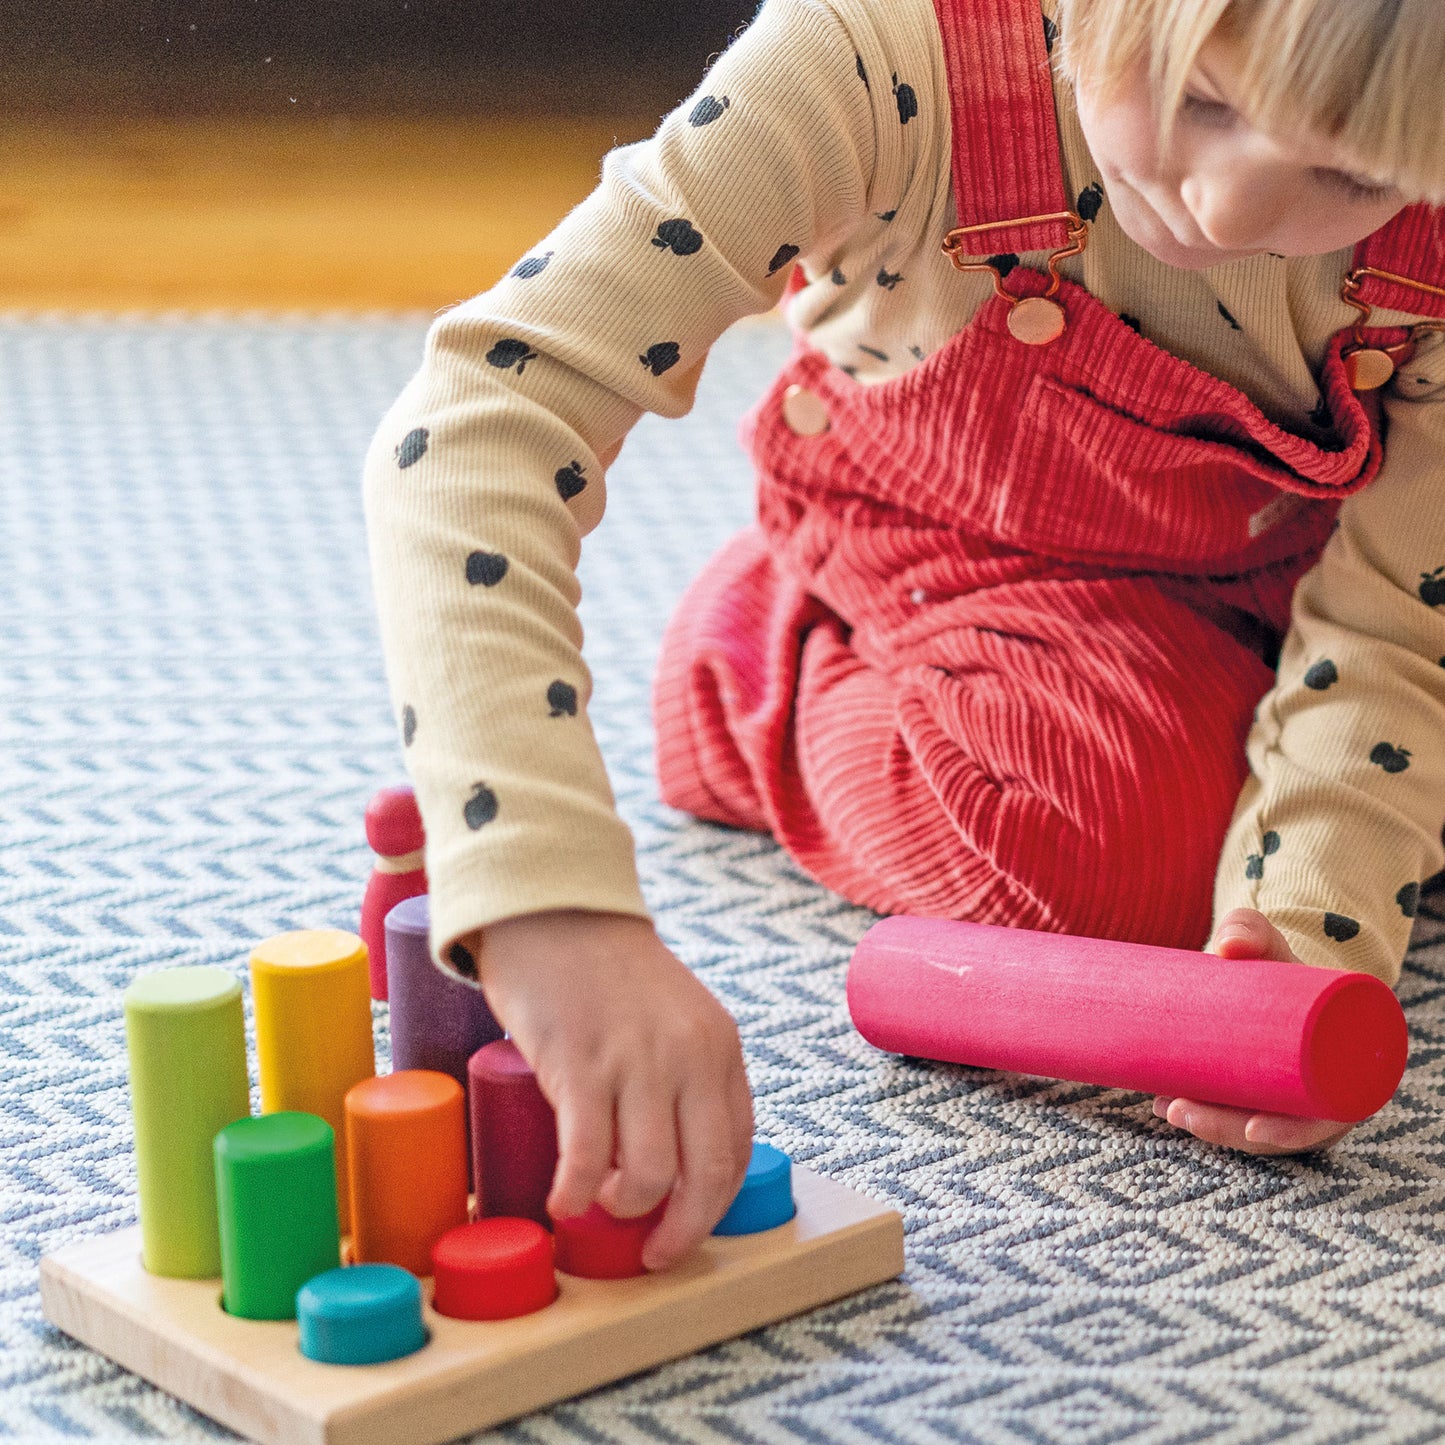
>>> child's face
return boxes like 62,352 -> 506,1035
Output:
1073,27 -> 1408,271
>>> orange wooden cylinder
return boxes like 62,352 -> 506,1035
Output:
344,1071 -> 468,1276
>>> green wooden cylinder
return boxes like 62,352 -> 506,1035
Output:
123,965 -> 251,1278
214,1112 -> 341,1320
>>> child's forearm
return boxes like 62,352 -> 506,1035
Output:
1213,338 -> 1445,982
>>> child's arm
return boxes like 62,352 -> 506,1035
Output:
364,0 -> 883,958
362,0 -> 917,1256
1212,329 -> 1445,987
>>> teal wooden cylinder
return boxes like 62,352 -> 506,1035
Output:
214,1112 -> 341,1320
123,965 -> 251,1278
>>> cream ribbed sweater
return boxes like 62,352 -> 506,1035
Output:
362,0 -> 1445,986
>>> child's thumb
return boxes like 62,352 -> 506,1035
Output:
1212,907 -> 1295,962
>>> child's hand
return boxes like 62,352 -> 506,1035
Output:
1151,907 -> 1355,1155
469,909 -> 754,1271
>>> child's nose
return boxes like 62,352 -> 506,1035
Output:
1182,170 -> 1286,252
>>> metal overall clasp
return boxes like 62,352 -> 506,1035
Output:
941,210 -> 1090,345
1339,266 -> 1445,391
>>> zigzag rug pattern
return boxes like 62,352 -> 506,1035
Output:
3,314 -> 1444,1444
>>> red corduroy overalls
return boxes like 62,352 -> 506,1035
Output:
652,0 -> 1445,948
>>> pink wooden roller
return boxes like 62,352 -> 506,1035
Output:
847,917 -> 1408,1122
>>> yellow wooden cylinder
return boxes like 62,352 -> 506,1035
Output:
250,930 -> 375,1231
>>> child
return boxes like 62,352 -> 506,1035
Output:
363,0 -> 1445,1269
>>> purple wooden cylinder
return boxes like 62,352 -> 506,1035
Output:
384,895 -> 504,1091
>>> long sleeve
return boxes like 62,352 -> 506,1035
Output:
362,0 -> 884,969
1213,330 -> 1445,986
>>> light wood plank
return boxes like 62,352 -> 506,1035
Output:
0,116 -> 654,310
40,1166 -> 905,1445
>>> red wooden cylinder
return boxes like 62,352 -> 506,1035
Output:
847,917 -> 1407,1122
553,1202 -> 666,1279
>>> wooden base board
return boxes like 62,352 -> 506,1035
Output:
40,1167 -> 904,1445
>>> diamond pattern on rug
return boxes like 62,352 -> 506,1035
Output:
2,312 -> 1443,1444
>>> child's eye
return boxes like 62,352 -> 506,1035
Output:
1313,169 -> 1397,203
1181,92 -> 1236,127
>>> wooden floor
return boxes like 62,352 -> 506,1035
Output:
0,116 -> 654,311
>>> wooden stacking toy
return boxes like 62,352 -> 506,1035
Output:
848,916 -> 1409,1121
38,787 -> 905,1445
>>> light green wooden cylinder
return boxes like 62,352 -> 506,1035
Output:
124,966 -> 251,1277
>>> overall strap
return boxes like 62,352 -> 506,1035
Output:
1349,203 -> 1445,321
933,0 -> 1076,255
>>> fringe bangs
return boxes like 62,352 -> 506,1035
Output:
1055,0 -> 1445,205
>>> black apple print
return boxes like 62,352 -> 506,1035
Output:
653,220 -> 703,257
876,209 -> 897,222
892,74 -> 917,124
447,941 -> 478,979
768,244 -> 800,276
1420,567 -> 1445,607
486,339 -> 538,374
395,427 -> 429,469
876,266 -> 903,290
463,783 -> 499,830
1398,881 -> 1421,918
689,95 -> 730,127
1077,182 -> 1104,222
1244,829 -> 1281,880
1323,912 -> 1361,942
640,342 -> 681,376
547,680 -> 579,717
465,551 -> 509,587
1304,659 -> 1338,690
1370,741 -> 1412,774
555,460 -> 587,501
401,704 -> 417,747
511,251 -> 553,280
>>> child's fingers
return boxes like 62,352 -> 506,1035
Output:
594,1071 -> 680,1220
640,1075 -> 751,1273
1212,907 -> 1298,963
1164,1097 -> 1351,1154
1242,1113 -> 1352,1152
546,1083 -> 616,1222
1164,1097 -> 1249,1148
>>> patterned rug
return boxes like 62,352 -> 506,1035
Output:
4,312 -> 1445,1445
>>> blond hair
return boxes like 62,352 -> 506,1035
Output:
1054,0 -> 1445,205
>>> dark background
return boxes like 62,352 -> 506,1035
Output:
0,0 -> 762,115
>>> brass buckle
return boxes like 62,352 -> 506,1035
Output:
1339,266 -> 1445,391
941,210 -> 1089,344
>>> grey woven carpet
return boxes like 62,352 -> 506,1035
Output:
5,312 -> 1445,1445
